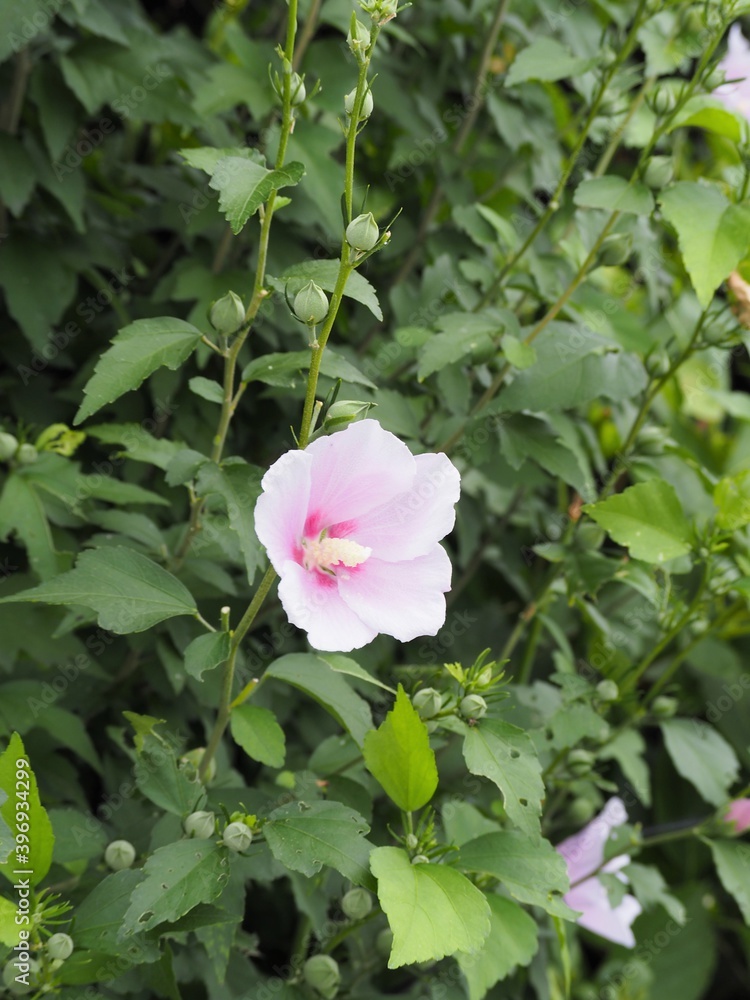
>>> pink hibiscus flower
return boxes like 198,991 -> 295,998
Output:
724,798 -> 750,834
556,797 -> 642,948
254,419 -> 461,652
714,24 -> 750,121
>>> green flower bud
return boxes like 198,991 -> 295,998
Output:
0,432 -> 18,461
650,86 -> 676,115
459,694 -> 488,720
643,155 -> 674,189
209,291 -> 245,336
704,67 -> 725,91
411,854 -> 430,865
303,955 -> 340,998
3,959 -> 39,995
476,666 -> 494,688
46,933 -> 74,961
222,820 -> 253,852
15,444 -> 37,465
412,687 -> 442,719
341,887 -> 373,920
290,72 -> 306,106
567,797 -> 596,826
361,0 -> 398,25
345,212 -> 379,252
345,86 -> 374,120
645,348 -> 671,378
347,19 -> 371,60
635,425 -> 667,456
598,232 -> 632,268
404,833 -> 419,850
183,810 -> 216,840
180,747 -> 216,784
375,927 -> 393,958
104,839 -> 136,871
322,399 -> 374,433
275,770 -> 296,789
596,680 -> 619,702
567,748 -> 595,776
651,695 -> 678,718
293,280 -> 329,325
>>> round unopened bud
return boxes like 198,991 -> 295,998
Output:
411,854 -> 430,865
645,348 -> 671,378
636,425 -> 667,456
345,212 -> 379,252
347,19 -> 370,58
184,810 -> 216,840
275,770 -> 296,789
46,933 -> 74,961
650,87 -> 676,115
0,432 -> 18,461
293,280 -> 329,325
290,72 -> 306,106
322,399 -> 373,433
3,959 -> 39,995
342,887 -> 373,920
376,927 -> 393,957
596,680 -> 619,702
476,666 -> 494,688
568,749 -> 595,776
704,67 -> 725,91
460,694 -> 488,720
222,820 -> 253,852
412,687 -> 442,720
180,747 -> 216,784
104,839 -> 136,871
345,86 -> 374,119
303,955 -> 340,998
405,833 -> 419,850
651,695 -> 678,718
598,232 -> 632,268
567,797 -> 596,825
209,291 -> 245,336
15,444 -> 37,465
644,155 -> 674,189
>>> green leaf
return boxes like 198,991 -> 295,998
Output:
0,894 -> 21,947
75,318 -> 204,424
0,733 -> 55,887
502,334 -> 537,370
242,348 -> 376,390
265,800 -> 373,888
457,894 -> 539,1000
668,96 -> 747,142
506,38 -> 597,85
599,730 -> 651,806
714,471 -> 750,531
230,704 -> 286,768
195,460 -> 264,584
417,312 -> 509,381
321,654 -> 397,694
583,480 -> 691,563
362,686 -> 438,812
121,840 -> 230,938
0,547 -> 197,633
0,135 -> 35,216
370,846 -> 491,968
659,182 -> 750,307
574,177 -> 655,215
265,654 -> 373,748
661,720 -> 740,807
458,831 -> 574,919
75,869 -> 160,961
282,260 -> 383,321
134,731 -> 204,817
189,376 -> 224,404
624,862 -> 686,924
0,474 -> 64,580
209,157 -> 305,234
0,235 -> 77,350
184,632 -> 230,681
49,807 -> 107,864
705,839 -> 750,923
462,719 -> 545,840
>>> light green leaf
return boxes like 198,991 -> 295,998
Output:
363,686 -> 438,812
506,38 -> 597,85
714,471 -> 750,531
74,318 -> 204,424
458,831 -> 575,919
462,719 -> 544,840
0,474 -> 64,580
0,894 -> 21,947
264,800 -> 373,888
661,720 -> 739,807
230,704 -> 286,769
457,895 -> 539,1000
668,96 -> 747,142
184,632 -> 230,681
189,377 -> 224,404
599,730 -> 651,806
502,334 -> 537,370
0,547 -> 197,633
705,839 -> 750,923
574,176 -> 655,215
321,654 -> 397,694
265,653 -> 373,747
209,157 -> 305,234
179,146 -> 263,174
282,260 -> 383,321
625,862 -> 686,924
0,733 -> 55,887
242,349 -> 376,390
370,846 -> 491,968
195,461 -> 263,584
120,840 -> 230,938
659,182 -> 750,307
583,480 -> 691,563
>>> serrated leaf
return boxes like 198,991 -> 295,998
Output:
209,157 -> 305,234
75,318 -> 203,424
264,800 -> 373,888
195,461 -> 263,585
120,840 -> 230,938
184,632 -> 230,681
457,894 -> 539,999
583,480 -> 691,563
230,704 -> 286,768
705,839 -> 750,923
282,260 -> 382,321
0,474 -> 64,580
134,731 -> 204,816
362,685 -> 438,812
0,547 -> 197,633
69,869 -> 160,960
371,846 -> 491,968
462,719 -> 544,840
659,182 -> 750,307
661,720 -> 739,807
0,733 -> 54,887
574,177 -> 655,215
506,37 -> 598,85
242,349 -> 376,390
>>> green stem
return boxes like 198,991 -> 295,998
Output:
343,30 -> 380,222
517,616 -> 543,685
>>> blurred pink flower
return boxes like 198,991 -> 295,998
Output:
556,797 -> 642,948
724,798 -> 750,833
254,419 -> 460,652
714,24 -> 750,121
